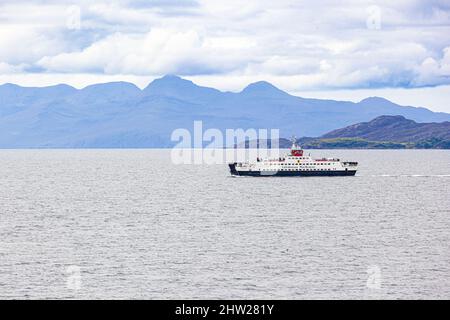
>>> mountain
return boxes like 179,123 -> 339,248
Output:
321,115 -> 450,142
242,116 -> 450,149
0,83 -> 77,117
240,81 -> 291,98
1,75 -> 450,148
298,115 -> 450,149
143,74 -> 221,103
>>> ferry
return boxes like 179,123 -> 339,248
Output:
228,138 -> 358,177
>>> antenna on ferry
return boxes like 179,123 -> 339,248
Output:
291,135 -> 297,148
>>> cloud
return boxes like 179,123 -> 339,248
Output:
1,0 -> 450,90
0,26 -> 67,65
37,28 -> 254,75
413,47 -> 450,86
0,62 -> 24,73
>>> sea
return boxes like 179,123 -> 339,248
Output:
0,149 -> 449,299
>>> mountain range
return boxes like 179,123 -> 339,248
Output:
1,75 -> 450,148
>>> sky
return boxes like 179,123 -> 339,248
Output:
1,0 -> 450,112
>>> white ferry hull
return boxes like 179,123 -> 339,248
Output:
229,163 -> 357,177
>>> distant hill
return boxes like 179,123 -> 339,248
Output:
240,116 -> 450,149
321,115 -> 450,142
311,115 -> 450,149
1,75 -> 450,148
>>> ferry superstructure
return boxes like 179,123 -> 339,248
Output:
228,139 -> 358,177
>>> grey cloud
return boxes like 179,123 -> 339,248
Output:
1,0 -> 450,89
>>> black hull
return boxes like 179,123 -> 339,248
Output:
228,163 -> 356,177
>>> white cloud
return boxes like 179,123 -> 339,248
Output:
37,28 -> 254,75
1,0 -> 450,99
0,62 -> 24,73
413,47 -> 450,86
0,26 -> 67,65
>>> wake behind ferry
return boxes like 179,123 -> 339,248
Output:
229,139 -> 358,177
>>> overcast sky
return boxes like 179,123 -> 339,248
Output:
1,0 -> 450,112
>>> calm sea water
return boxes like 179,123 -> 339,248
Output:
0,149 -> 449,299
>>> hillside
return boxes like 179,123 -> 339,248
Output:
309,115 -> 450,149
321,115 -> 450,142
241,116 -> 450,149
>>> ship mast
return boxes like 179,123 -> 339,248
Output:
291,135 -> 297,149
290,135 -> 303,157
